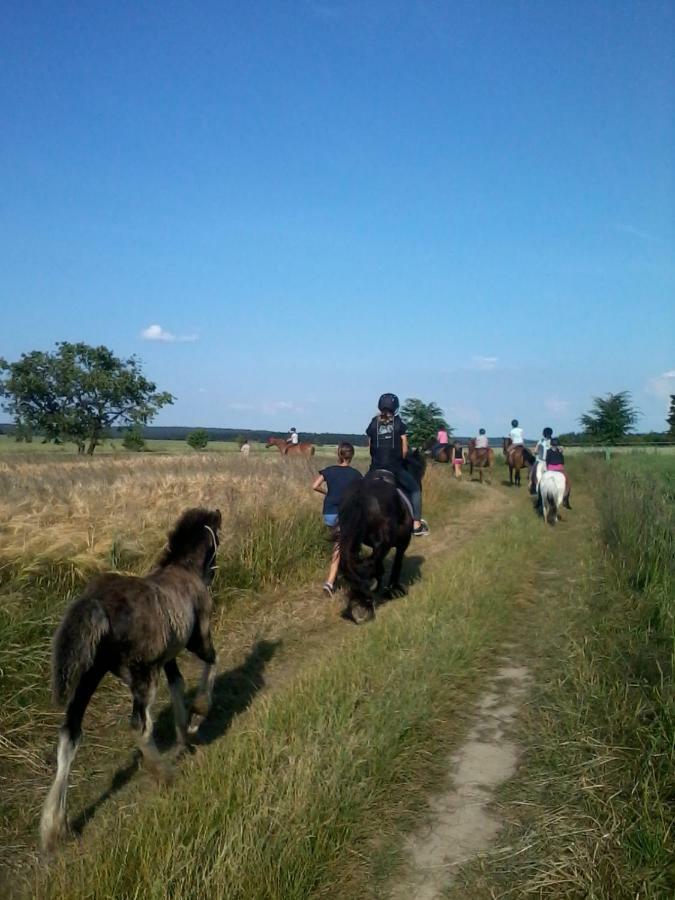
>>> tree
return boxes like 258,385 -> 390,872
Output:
400,398 -> 451,448
187,428 -> 209,450
0,342 -> 173,454
667,395 -> 675,437
122,424 -> 146,452
579,391 -> 639,444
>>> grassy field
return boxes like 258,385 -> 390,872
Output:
1,450 -> 672,898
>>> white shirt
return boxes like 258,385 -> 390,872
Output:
289,432 -> 299,444
509,427 -> 524,445
475,435 -> 489,449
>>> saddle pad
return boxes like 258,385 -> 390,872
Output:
396,488 -> 414,518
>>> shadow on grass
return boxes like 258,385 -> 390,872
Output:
72,639 -> 279,836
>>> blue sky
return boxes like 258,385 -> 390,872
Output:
2,1 -> 674,435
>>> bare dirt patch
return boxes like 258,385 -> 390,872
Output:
390,656 -> 531,900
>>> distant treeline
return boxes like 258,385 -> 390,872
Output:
0,423 -> 370,447
1,423 -> 672,448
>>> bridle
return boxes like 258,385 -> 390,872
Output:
203,524 -> 219,582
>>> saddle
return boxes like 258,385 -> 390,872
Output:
366,470 -> 414,518
368,468 -> 397,486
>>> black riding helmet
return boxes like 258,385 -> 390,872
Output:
511,419 -> 519,427
543,427 -> 553,438
378,393 -> 399,414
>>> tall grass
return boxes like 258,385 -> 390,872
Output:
0,453 -> 462,887
456,457 -> 674,898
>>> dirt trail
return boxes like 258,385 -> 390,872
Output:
390,655 -> 531,899
208,480 -> 514,696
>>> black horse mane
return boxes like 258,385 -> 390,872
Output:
402,448 -> 426,483
158,507 -> 222,568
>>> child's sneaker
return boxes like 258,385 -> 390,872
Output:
322,581 -> 335,597
413,522 -> 429,536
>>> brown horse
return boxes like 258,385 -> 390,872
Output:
266,436 -> 316,457
467,439 -> 494,483
502,437 -> 534,486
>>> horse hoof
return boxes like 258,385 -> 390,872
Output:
351,603 -> 375,625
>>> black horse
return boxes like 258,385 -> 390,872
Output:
338,451 -> 425,624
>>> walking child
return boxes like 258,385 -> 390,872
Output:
452,440 -> 464,479
312,442 -> 362,596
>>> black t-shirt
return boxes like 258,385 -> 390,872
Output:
453,445 -> 463,461
319,465 -> 362,516
545,448 -> 565,466
366,415 -> 407,470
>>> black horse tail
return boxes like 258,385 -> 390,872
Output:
338,492 -> 372,598
523,446 -> 535,465
52,597 -> 109,706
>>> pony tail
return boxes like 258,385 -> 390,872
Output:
338,493 -> 373,600
52,597 -> 109,706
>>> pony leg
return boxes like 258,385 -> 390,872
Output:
189,624 -> 217,734
388,545 -> 407,596
164,659 -> 188,748
40,664 -> 105,852
130,671 -> 164,777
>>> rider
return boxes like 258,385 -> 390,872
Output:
475,428 -> 489,449
529,426 -> 553,494
365,393 -> 429,536
545,438 -> 572,509
509,419 -> 524,445
286,427 -> 299,445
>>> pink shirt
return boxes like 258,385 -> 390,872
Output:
437,430 -> 449,444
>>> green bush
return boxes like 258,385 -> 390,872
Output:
122,425 -> 146,452
186,428 -> 209,450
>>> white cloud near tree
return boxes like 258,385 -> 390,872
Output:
141,324 -> 198,343
647,370 -> 675,399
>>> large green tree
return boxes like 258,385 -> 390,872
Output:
667,395 -> 675,437
400,398 -> 451,448
0,342 -> 173,454
579,391 -> 639,445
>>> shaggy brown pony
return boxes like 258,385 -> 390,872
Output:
467,438 -> 495,483
502,437 -> 534,486
40,507 -> 222,853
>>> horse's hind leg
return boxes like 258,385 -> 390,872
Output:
164,659 -> 188,748
40,664 -> 105,852
130,669 -> 166,780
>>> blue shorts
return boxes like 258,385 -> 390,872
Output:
323,514 -> 339,527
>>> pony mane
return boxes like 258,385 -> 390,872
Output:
158,507 -> 221,568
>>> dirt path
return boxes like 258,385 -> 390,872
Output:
207,479 -> 514,697
390,654 -> 531,899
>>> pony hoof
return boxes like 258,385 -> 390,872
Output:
146,759 -> 173,786
350,603 -> 375,625
40,817 -> 70,854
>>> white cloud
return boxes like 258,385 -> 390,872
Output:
228,402 -> 256,411
470,355 -> 498,371
614,223 -> 658,242
141,324 -> 197,343
544,396 -> 571,415
647,370 -> 675,398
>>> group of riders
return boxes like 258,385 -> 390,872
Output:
310,394 -> 572,596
